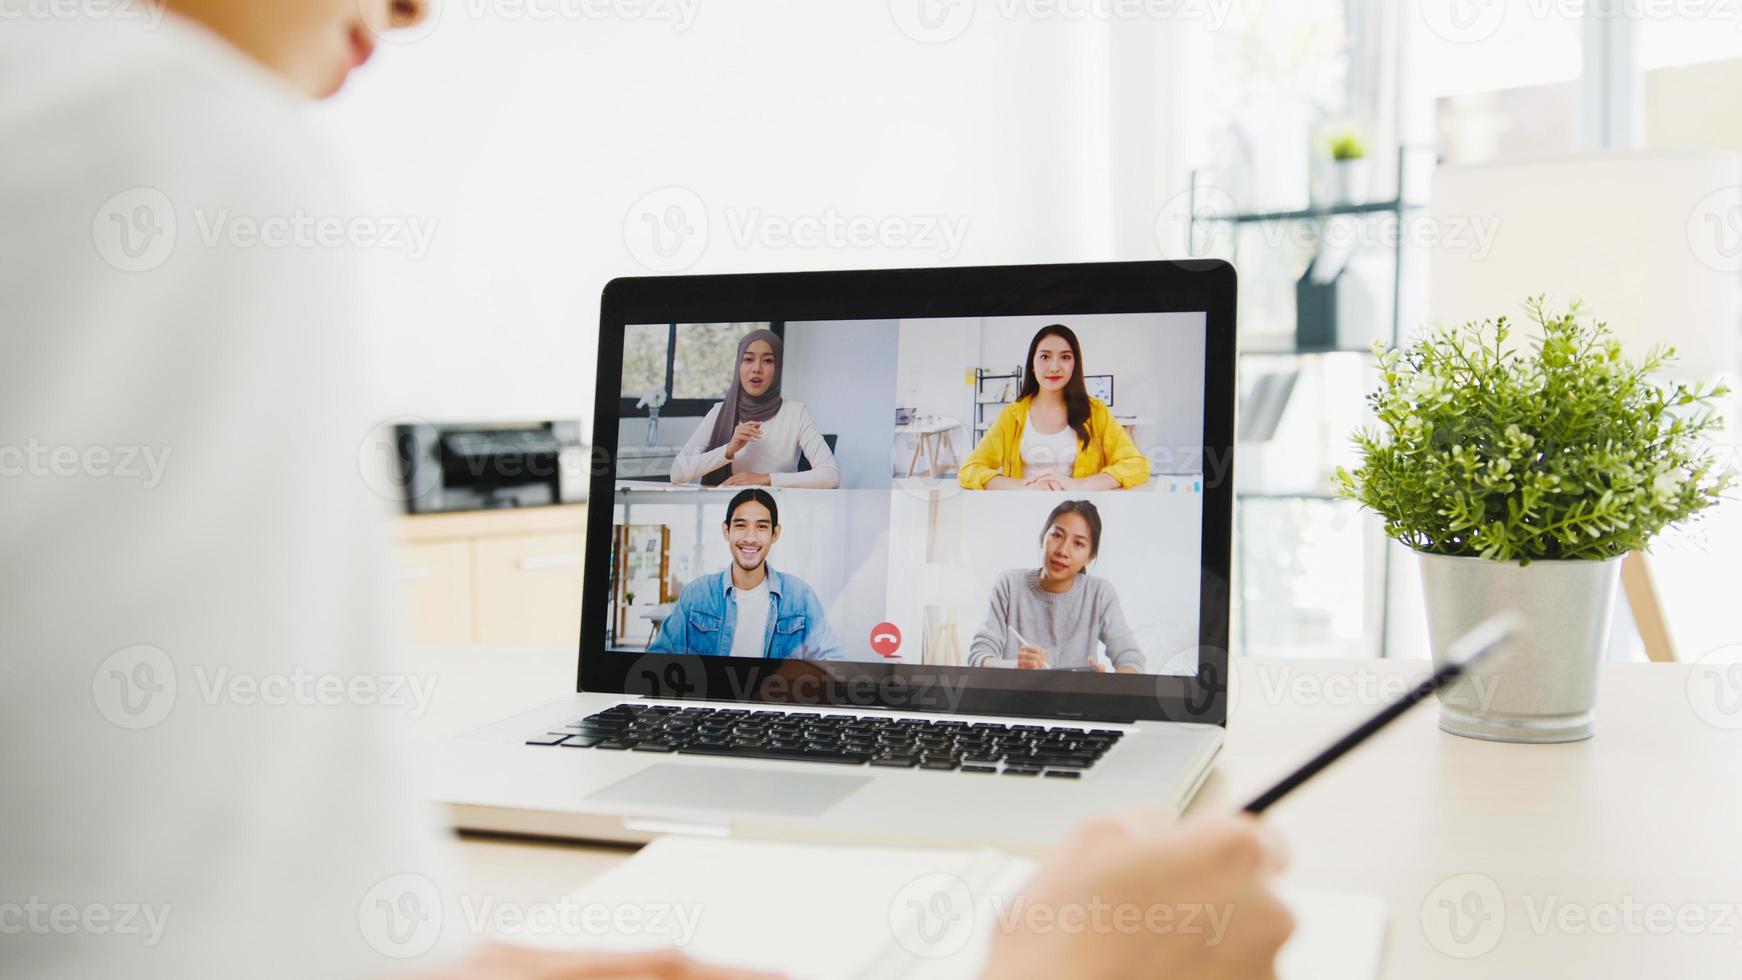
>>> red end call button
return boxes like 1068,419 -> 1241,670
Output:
870,623 -> 903,658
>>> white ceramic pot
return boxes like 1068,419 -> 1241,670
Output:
1417,551 -> 1625,743
1333,158 -> 1369,205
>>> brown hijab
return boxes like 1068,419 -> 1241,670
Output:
701,329 -> 783,486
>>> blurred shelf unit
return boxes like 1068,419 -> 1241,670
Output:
970,367 -> 1023,437
393,504 -> 587,648
1189,147 -> 1426,656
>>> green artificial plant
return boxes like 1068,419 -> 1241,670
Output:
1337,297 -> 1732,562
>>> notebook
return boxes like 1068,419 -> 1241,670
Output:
528,836 -> 1387,979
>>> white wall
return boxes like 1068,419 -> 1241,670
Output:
782,319 -> 900,489
304,9 -> 1166,428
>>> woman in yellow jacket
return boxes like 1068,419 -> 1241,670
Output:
958,324 -> 1152,490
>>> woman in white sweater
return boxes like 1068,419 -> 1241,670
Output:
669,328 -> 841,488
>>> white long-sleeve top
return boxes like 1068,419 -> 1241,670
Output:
1,14 -> 452,980
669,400 -> 842,488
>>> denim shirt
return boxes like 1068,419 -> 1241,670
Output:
647,565 -> 846,661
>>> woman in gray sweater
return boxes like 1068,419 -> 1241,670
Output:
966,500 -> 1145,673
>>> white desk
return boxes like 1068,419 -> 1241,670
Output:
412,647 -> 1742,978
895,416 -> 961,478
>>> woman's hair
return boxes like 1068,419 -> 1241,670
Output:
1040,499 -> 1102,573
1017,324 -> 1093,446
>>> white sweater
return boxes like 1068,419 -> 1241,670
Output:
670,399 -> 842,488
2,15 -> 450,979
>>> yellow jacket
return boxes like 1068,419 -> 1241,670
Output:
957,397 -> 1151,490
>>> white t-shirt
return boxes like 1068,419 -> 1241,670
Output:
1021,420 -> 1080,476
729,580 -> 773,658
670,400 -> 841,488
1,14 -> 451,979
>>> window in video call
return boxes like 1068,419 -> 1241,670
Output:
608,312 -> 1208,678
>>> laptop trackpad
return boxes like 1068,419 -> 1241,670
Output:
586,764 -> 870,816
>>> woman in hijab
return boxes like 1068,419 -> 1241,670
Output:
670,328 -> 842,488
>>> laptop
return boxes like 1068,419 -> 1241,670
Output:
430,260 -> 1238,851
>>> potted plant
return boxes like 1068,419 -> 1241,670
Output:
1338,298 -> 1730,742
1327,128 -> 1368,205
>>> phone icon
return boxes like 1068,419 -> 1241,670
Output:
870,623 -> 903,658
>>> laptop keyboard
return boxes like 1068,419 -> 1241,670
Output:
526,702 -> 1124,778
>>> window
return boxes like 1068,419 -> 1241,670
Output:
1415,6 -> 1585,166
620,322 -> 780,416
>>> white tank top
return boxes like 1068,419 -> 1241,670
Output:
1020,420 -> 1080,476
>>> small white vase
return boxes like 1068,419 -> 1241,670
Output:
1333,159 -> 1369,206
1417,551 -> 1625,743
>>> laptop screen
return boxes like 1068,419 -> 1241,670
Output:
603,311 -> 1211,682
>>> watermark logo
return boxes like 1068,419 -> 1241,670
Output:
1421,873 -> 1506,958
193,208 -> 439,260
191,666 -> 439,718
0,440 -> 172,489
0,899 -> 173,947
891,0 -> 975,43
359,874 -> 444,959
93,187 -> 177,273
0,0 -> 166,29
1688,187 -> 1742,274
92,645 -> 177,730
623,187 -> 972,271
1156,185 -> 1238,259
891,872 -> 977,959
893,0 -> 1233,40
1418,0 -> 1507,44
1687,644 -> 1742,731
357,418 -> 443,504
625,186 -> 710,273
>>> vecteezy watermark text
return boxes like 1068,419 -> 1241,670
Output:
0,440 -> 172,489
891,0 -> 1235,44
623,187 -> 970,272
193,209 -> 440,261
0,899 -> 172,948
93,645 -> 441,730
1422,872 -> 1742,959
0,0 -> 166,27
358,873 -> 704,959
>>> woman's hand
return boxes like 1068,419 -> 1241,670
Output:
1016,646 -> 1049,670
982,813 -> 1294,980
722,472 -> 772,487
1021,473 -> 1066,491
408,943 -> 784,980
725,421 -> 763,460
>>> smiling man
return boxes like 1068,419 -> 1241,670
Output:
648,489 -> 845,660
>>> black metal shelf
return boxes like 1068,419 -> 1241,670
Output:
1199,199 -> 1422,225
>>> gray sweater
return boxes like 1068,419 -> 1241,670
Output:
966,569 -> 1145,671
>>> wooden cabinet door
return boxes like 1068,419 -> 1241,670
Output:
393,541 -> 475,645
473,532 -> 586,648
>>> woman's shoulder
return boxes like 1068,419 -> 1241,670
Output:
1080,574 -> 1124,602
995,568 -> 1035,592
